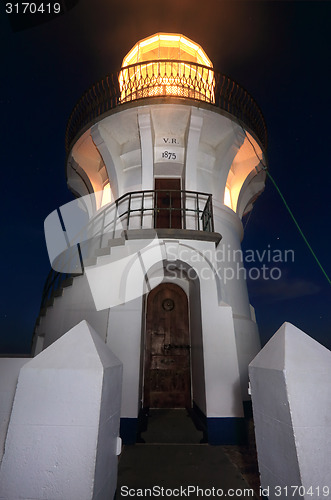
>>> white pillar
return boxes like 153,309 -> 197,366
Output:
249,322 -> 331,500
0,358 -> 29,463
185,109 -> 203,191
138,109 -> 154,190
0,321 -> 123,500
91,124 -> 120,200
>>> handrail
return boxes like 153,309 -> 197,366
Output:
86,189 -> 214,239
65,59 -> 267,154
73,189 -> 214,251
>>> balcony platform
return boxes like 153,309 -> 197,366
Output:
123,228 -> 222,246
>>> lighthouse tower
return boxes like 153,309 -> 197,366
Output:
32,33 -> 267,445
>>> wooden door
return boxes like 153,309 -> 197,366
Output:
144,283 -> 191,408
155,178 -> 182,229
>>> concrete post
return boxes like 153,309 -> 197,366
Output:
0,358 -> 30,464
0,320 -> 123,500
249,322 -> 331,500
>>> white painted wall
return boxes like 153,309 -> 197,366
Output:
249,322 -> 331,500
94,103 -> 240,198
169,239 -> 250,417
112,238 -> 245,419
70,102 -> 264,218
106,296 -> 143,418
0,321 -> 122,500
200,296 -> 243,417
0,358 -> 29,463
61,102 -> 263,367
188,276 -> 206,414
36,235 -> 252,421
213,202 -> 252,318
36,273 -> 110,350
90,102 -> 260,348
233,316 -> 260,400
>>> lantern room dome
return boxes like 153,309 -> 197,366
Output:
122,33 -> 213,68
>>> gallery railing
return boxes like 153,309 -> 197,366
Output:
65,59 -> 267,153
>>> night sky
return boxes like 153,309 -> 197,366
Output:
1,0 -> 330,355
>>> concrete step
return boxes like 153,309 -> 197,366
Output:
45,298 -> 54,308
61,277 -> 74,288
107,236 -> 126,248
83,257 -> 98,267
94,247 -> 112,257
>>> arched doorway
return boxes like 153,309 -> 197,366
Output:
143,283 -> 191,408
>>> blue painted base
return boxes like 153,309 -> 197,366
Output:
192,402 -> 246,445
120,418 -> 138,445
120,407 -> 247,445
207,417 -> 246,445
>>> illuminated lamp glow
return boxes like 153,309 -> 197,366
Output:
119,33 -> 214,103
139,35 -> 159,48
180,36 -> 198,51
123,45 -> 138,67
224,133 -> 264,214
121,33 -> 213,68
101,182 -> 111,207
159,34 -> 180,42
224,186 -> 233,210
197,47 -> 212,67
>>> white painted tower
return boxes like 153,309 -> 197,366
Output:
32,33 -> 267,445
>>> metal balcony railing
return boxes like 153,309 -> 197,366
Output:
37,189 -> 214,311
65,59 -> 267,154
88,189 -> 214,241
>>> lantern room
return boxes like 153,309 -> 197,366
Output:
122,33 -> 213,67
119,33 -> 215,103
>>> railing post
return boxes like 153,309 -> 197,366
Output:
112,199 -> 119,240
196,192 -> 200,231
154,191 -> 157,229
127,194 -> 131,230
209,195 -> 214,232
77,243 -> 84,274
140,191 -> 144,229
100,209 -> 105,249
